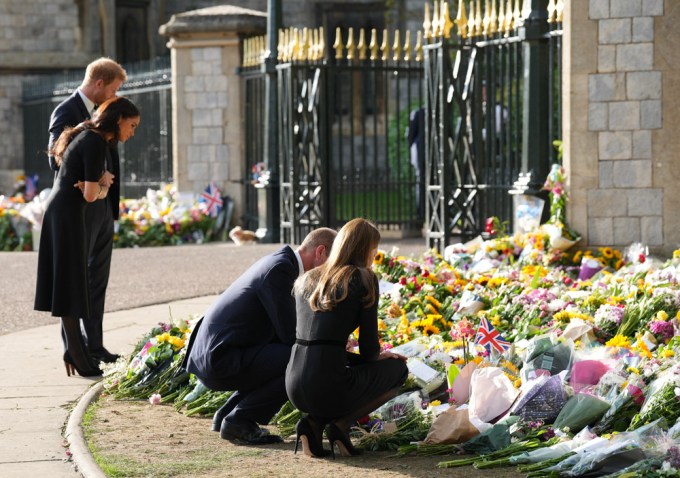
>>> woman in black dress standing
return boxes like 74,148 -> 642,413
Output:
286,218 -> 408,457
35,96 -> 140,377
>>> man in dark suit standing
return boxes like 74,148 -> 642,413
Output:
184,228 -> 337,444
47,57 -> 127,364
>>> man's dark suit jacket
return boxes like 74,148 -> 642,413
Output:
48,90 -> 121,219
185,246 -> 300,382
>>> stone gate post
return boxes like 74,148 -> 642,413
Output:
160,6 -> 266,223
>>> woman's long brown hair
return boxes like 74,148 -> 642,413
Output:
50,96 -> 140,166
297,218 -> 380,311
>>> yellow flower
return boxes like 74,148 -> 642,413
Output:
674,249 -> 680,259
422,324 -> 440,336
425,303 -> 439,315
633,339 -> 652,359
614,259 -> 623,270
425,296 -> 442,309
513,378 -> 522,388
430,400 -> 442,407
573,250 -> 583,264
606,334 -> 631,349
601,247 -> 614,259
373,251 -> 385,265
660,349 -> 675,358
627,366 -> 640,375
377,319 -> 387,331
656,310 -> 668,321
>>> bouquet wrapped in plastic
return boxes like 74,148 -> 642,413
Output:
510,373 -> 566,423
553,393 -> 610,433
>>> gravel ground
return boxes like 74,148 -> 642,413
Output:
0,238 -> 427,336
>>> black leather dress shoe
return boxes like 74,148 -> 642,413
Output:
220,419 -> 283,445
91,348 -> 121,364
211,401 -> 234,432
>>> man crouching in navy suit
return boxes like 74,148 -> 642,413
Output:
184,228 -> 337,444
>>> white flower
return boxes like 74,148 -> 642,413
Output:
149,393 -> 162,405
674,387 -> 680,398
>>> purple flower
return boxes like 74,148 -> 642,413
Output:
668,446 -> 680,468
649,320 -> 674,341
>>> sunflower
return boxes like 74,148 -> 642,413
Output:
422,324 -> 440,336
572,250 -> 583,264
425,295 -> 442,309
601,247 -> 614,259
373,251 -> 385,265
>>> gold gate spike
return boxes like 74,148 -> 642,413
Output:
455,0 -> 469,39
358,28 -> 367,60
346,27 -> 355,61
318,27 -> 326,61
403,30 -> 412,61
489,0 -> 498,34
415,30 -> 423,61
333,27 -> 343,60
392,30 -> 401,61
369,28 -> 379,60
442,1 -> 454,38
423,2 -> 432,40
498,0 -> 506,35
547,0 -> 556,23
475,0 -> 483,37
556,0 -> 564,22
381,29 -> 389,61
432,0 -> 440,37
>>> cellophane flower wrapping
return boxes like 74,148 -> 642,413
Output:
468,366 -> 520,425
629,365 -> 680,430
511,373 -> 566,423
520,334 -> 574,382
508,426 -> 597,464
553,393 -> 611,433
461,423 -> 511,455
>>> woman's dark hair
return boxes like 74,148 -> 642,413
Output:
296,218 -> 381,312
51,96 -> 140,165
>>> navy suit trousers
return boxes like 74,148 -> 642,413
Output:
203,342 -> 291,425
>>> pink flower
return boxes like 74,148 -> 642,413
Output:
149,393 -> 162,405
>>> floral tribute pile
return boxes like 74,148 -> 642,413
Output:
114,185 -> 218,248
99,166 -> 680,476
101,228 -> 680,476
0,184 -> 221,250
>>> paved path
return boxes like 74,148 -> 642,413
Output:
0,238 -> 427,477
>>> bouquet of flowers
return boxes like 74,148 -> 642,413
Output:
542,163 -> 580,247
629,366 -> 680,430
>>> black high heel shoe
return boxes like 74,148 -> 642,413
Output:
63,351 -> 101,377
325,423 -> 363,458
294,417 -> 331,457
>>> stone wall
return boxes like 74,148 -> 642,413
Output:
0,0 -> 92,194
565,0 -> 676,254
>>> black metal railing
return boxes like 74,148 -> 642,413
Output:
424,4 -> 562,249
241,68 -> 268,232
22,56 -> 172,198
276,57 -> 424,244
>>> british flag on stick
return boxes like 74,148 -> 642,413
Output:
199,182 -> 223,218
475,317 -> 511,354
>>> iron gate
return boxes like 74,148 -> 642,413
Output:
276,28 -> 425,244
424,0 -> 563,250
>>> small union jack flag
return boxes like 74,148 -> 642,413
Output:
475,317 -> 511,354
199,182 -> 223,218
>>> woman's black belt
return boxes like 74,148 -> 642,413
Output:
295,338 -> 346,348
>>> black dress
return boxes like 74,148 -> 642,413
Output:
285,271 -> 408,418
34,130 -> 107,319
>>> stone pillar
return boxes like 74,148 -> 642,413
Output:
160,6 -> 266,222
565,0 -> 672,253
